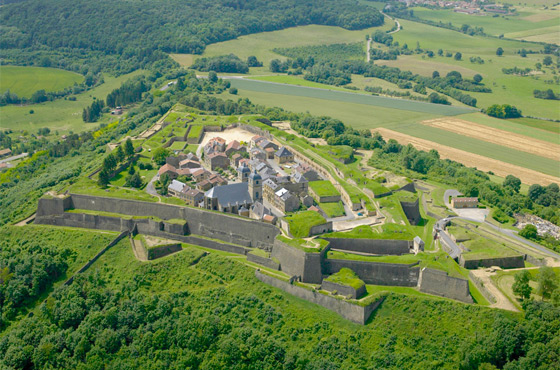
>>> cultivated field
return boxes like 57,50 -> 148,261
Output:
171,24 -> 392,71
422,118 -> 560,161
0,65 -> 83,98
373,127 -> 560,185
0,70 -> 144,133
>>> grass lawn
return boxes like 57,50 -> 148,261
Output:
324,268 -> 365,290
319,201 -> 346,218
284,211 -> 327,238
447,224 -> 521,260
326,224 -> 416,240
0,70 -> 144,134
169,141 -> 187,150
188,125 -> 203,139
276,234 -> 329,253
0,66 -> 84,98
309,180 -> 340,198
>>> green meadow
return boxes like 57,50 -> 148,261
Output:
411,7 -> 560,41
0,70 -> 144,134
378,19 -> 559,120
0,65 -> 84,98
171,24 -> 389,70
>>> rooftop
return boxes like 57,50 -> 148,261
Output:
205,182 -> 253,208
276,147 -> 293,158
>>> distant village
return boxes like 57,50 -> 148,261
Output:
397,0 -> 512,15
157,133 -> 319,224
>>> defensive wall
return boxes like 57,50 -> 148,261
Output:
247,253 -> 280,270
459,255 -> 525,269
418,268 -> 473,303
325,259 -> 420,287
146,243 -> 183,260
308,187 -> 342,204
400,199 -> 421,226
36,194 -> 279,249
255,271 -> 383,325
321,280 -> 366,299
322,237 -> 412,255
468,271 -> 497,304
271,238 -> 329,284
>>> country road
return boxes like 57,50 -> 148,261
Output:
382,12 -> 401,34
366,38 -> 371,62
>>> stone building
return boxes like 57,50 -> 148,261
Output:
158,164 -> 178,179
238,162 -> 251,182
451,197 -> 478,208
248,169 -> 263,202
185,188 -> 204,207
168,180 -> 187,199
275,147 -> 294,164
225,140 -> 246,156
205,152 -> 230,170
204,182 -> 253,214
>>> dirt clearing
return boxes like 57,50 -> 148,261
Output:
373,127 -> 560,185
422,118 -> 560,161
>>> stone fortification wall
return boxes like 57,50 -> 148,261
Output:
285,144 -> 361,211
418,268 -> 473,303
308,188 -> 341,204
247,253 -> 280,270
234,123 -> 274,141
459,255 -> 525,269
271,239 -> 329,284
308,222 -> 333,237
322,238 -> 411,255
255,271 -> 382,325
325,259 -> 420,287
37,194 -> 279,248
468,271 -> 496,304
147,243 -> 182,260
321,280 -> 366,299
400,199 -> 421,225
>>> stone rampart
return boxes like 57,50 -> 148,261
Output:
255,271 -> 383,325
468,271 -> 496,304
325,259 -> 420,287
419,268 -> 473,303
271,239 -> 329,284
308,222 -> 333,237
322,238 -> 411,255
400,199 -> 421,225
247,253 -> 280,270
37,194 -> 279,248
321,280 -> 366,299
459,255 -> 525,269
147,243 -> 182,260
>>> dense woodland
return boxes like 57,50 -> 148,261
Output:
0,0 -> 383,75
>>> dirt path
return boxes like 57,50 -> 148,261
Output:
373,127 -> 560,185
366,39 -> 371,63
470,269 -> 519,312
422,118 -> 560,161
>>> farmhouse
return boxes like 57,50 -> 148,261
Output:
452,197 -> 479,209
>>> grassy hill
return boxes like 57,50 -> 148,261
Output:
0,66 -> 84,98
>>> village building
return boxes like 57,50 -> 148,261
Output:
251,135 -> 266,147
238,162 -> 251,182
249,147 -> 266,161
179,159 -> 201,169
168,180 -> 188,199
265,147 -> 276,159
205,152 -> 230,170
225,140 -> 246,156
293,163 -> 320,181
257,139 -> 278,152
185,188 -> 204,207
204,182 -> 254,214
158,164 -> 178,179
191,168 -> 209,182
231,153 -> 243,167
275,147 -> 294,164
451,197 -> 479,209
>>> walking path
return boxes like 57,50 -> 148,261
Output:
470,269 -> 519,312
366,38 -> 371,63
0,152 -> 28,164
382,12 -> 401,34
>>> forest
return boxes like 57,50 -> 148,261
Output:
0,0 -> 383,75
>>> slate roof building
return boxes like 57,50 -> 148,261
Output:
275,146 -> 294,164
168,180 -> 187,199
204,182 -> 254,214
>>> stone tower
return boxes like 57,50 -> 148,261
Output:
248,169 -> 262,202
238,162 -> 250,182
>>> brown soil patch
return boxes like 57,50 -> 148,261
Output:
422,118 -> 560,161
373,127 -> 560,185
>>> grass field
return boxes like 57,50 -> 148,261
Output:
171,24 -> 393,71
0,65 -> 83,98
411,7 -> 560,41
309,180 -> 341,198
319,201 -> 346,218
0,70 -> 144,134
377,19 -> 559,120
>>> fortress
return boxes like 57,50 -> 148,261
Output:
35,193 -> 473,324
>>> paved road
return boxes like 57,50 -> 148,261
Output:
441,189 -> 560,260
0,153 -> 28,164
146,175 -> 159,197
